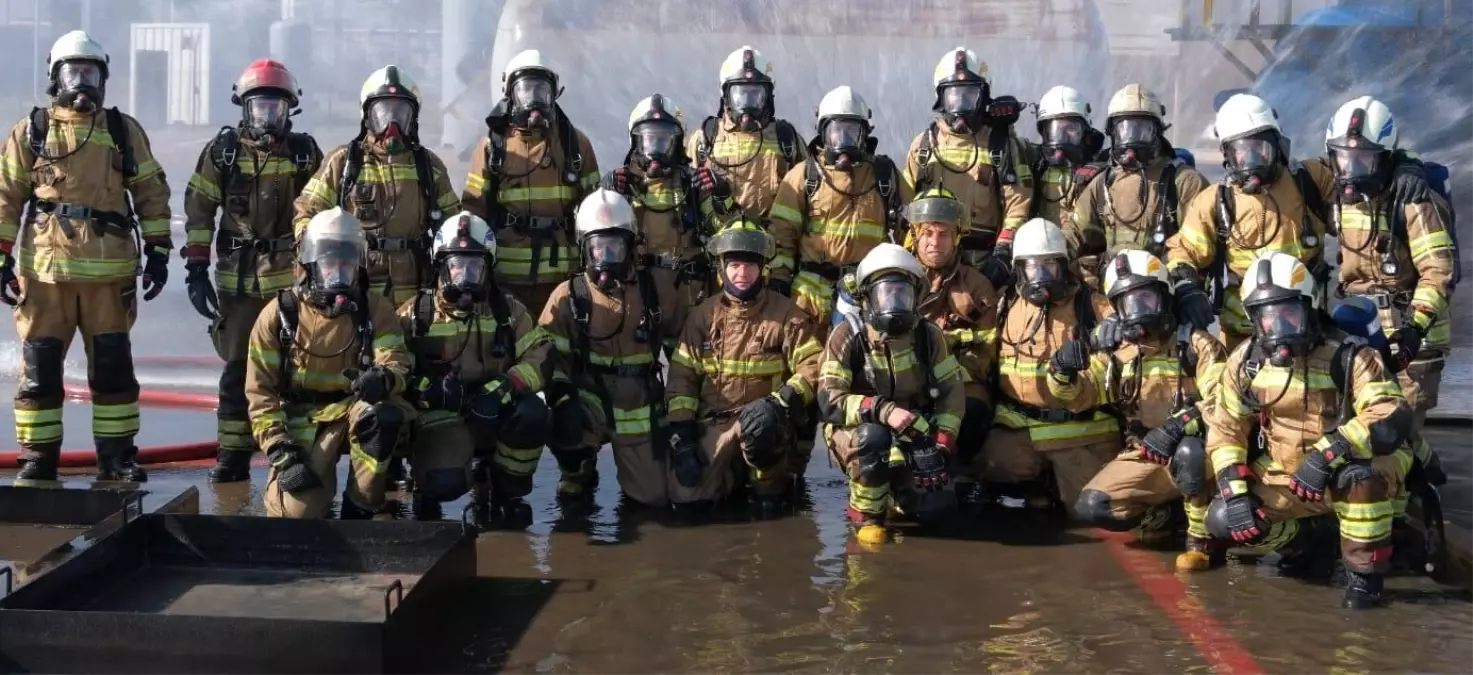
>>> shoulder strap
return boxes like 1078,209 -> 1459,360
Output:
1212,181 -> 1235,259
1290,162 -> 1326,225
338,140 -> 364,209
874,155 -> 901,232
1149,161 -> 1182,257
988,124 -> 1015,184
844,313 -> 869,387
25,107 -> 47,158
1072,287 -> 1097,339
354,296 -> 375,368
555,108 -> 582,186
275,290 -> 300,386
774,120 -> 800,166
210,126 -> 240,188
488,289 -> 515,358
637,267 -> 662,346
410,290 -> 435,339
482,126 -> 508,224
286,133 -> 318,175
914,123 -> 937,190
1330,337 -> 1368,427
802,155 -> 822,219
105,108 -> 135,180
914,322 -> 938,399
410,145 -> 443,224
569,275 -> 593,376
697,115 -> 719,164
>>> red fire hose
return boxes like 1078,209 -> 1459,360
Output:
0,442 -> 219,468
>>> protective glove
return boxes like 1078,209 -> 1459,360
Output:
600,167 -> 642,197
984,95 -> 1022,127
1388,322 -> 1423,371
1139,415 -> 1188,466
769,383 -> 803,420
141,244 -> 170,301
1173,277 -> 1214,331
767,277 -> 792,297
1048,338 -> 1090,379
1290,433 -> 1353,502
0,247 -> 19,306
907,439 -> 950,492
1389,151 -> 1431,204
1417,448 -> 1448,487
669,421 -> 706,488
268,442 -> 319,494
415,374 -> 466,411
1091,315 -> 1125,352
344,365 -> 396,405
1217,463 -> 1268,543
696,166 -> 732,200
979,242 -> 1013,289
184,260 -> 219,321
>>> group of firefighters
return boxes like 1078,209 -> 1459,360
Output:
0,32 -> 1458,609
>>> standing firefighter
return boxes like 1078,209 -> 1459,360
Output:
904,47 -> 1032,282
0,31 -> 172,486
540,189 -> 686,507
770,85 -> 913,324
665,221 -> 823,513
819,243 -> 965,545
905,188 -> 1000,506
400,211 -> 555,527
1027,85 -> 1106,237
1204,251 -> 1413,609
246,207 -> 414,519
463,49 -> 600,317
1070,84 -> 1209,293
687,46 -> 807,235
602,94 -> 737,309
183,58 -> 322,484
294,65 -> 461,307
981,218 -> 1118,516
1075,250 -> 1227,570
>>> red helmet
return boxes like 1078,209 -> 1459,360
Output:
231,58 -> 301,107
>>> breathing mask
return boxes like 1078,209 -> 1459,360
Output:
306,243 -> 361,317
724,83 -> 770,132
1250,299 -> 1315,366
243,94 -> 291,142
439,253 -> 489,312
1017,256 -> 1070,306
53,61 -> 104,112
823,118 -> 868,170
1224,132 -> 1281,194
1328,143 -> 1390,203
366,97 -> 414,153
510,76 -> 554,130
1109,116 -> 1158,168
632,120 -> 681,178
939,83 -> 985,134
718,252 -> 766,302
863,273 -> 919,336
1039,117 -> 1088,167
1113,284 -> 1171,341
583,231 -> 633,292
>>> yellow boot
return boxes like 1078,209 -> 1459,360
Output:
855,523 -> 888,547
1175,537 -> 1224,572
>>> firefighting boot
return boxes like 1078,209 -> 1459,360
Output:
208,450 -> 253,483
340,493 -> 376,520
411,492 -> 445,521
493,496 -> 534,530
1276,515 -> 1339,578
1342,569 -> 1384,609
12,443 -> 62,488
1176,536 -> 1227,572
553,449 -> 598,500
847,506 -> 888,548
95,439 -> 146,485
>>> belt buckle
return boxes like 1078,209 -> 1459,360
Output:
1373,293 -> 1393,309
527,217 -> 559,232
654,254 -> 680,270
56,203 -> 89,219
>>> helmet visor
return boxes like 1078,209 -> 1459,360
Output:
725,83 -> 768,113
1041,118 -> 1086,147
633,121 -> 680,161
867,277 -> 917,315
367,97 -> 414,135
309,242 -> 361,291
824,118 -> 866,152
1251,300 -> 1310,344
512,77 -> 554,109
1226,137 -> 1277,173
1329,145 -> 1386,184
1116,285 -> 1166,327
444,254 -> 488,288
245,95 -> 291,131
56,61 -> 103,90
1019,257 -> 1065,287
584,233 -> 631,268
1110,117 -> 1157,147
941,84 -> 983,116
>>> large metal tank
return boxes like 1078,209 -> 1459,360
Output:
489,0 -> 1112,164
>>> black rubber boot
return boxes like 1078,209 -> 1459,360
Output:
208,450 -> 252,483
1342,570 -> 1384,609
13,444 -> 61,488
339,495 -> 376,520
493,497 -> 533,530
95,440 -> 146,485
411,492 -> 445,521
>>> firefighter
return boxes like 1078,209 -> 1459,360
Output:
1166,93 -> 1335,351
1027,85 -> 1107,235
686,45 -> 807,242
981,218 -> 1118,517
293,65 -> 461,307
1204,251 -> 1414,609
182,58 -> 323,484
665,221 -> 822,512
819,243 -> 965,545
399,211 -> 556,527
904,187 -> 1000,506
463,49 -> 600,317
600,94 -> 738,309
770,85 -> 914,326
540,189 -> 687,507
1075,250 -> 1228,570
1070,84 -> 1209,294
905,47 -> 1033,281
245,207 -> 415,519
1,31 -> 172,486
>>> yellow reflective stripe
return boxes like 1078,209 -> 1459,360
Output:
1210,444 -> 1248,470
790,337 -> 823,364
1411,286 -> 1449,315
769,252 -> 795,272
841,395 -> 865,426
1197,362 -> 1225,397
465,172 -> 486,193
493,441 -> 542,476
808,218 -> 885,241
250,409 -> 288,435
355,164 -> 422,183
612,405 -> 651,436
1337,417 -> 1374,458
349,442 -> 386,475
509,362 -> 543,393
1409,229 -> 1453,260
14,407 -> 64,443
300,177 -> 337,204
436,189 -> 460,212
129,158 -> 164,184
187,172 -> 222,202
1227,241 -> 1312,271
632,187 -> 681,209
515,326 -> 550,358
702,355 -> 786,377
933,353 -> 961,382
17,250 -> 136,279
1178,222 -> 1214,257
291,368 -> 354,391
672,343 -> 701,370
589,351 -> 654,367
185,228 -> 214,246
769,202 -> 803,225
993,404 -> 1118,442
849,482 -> 890,513
92,401 -> 141,437
709,136 -> 780,158
498,185 -> 575,202
997,359 -> 1049,376
1220,387 -> 1250,417
934,412 -> 961,434
792,270 -> 836,302
0,221 -> 18,242
580,171 -> 600,191
1,156 -> 29,181
1333,499 -> 1394,542
373,331 -> 404,351
1337,209 -> 1380,232
1253,365 -> 1333,391
1353,381 -> 1400,414
668,395 -> 699,414
215,268 -> 294,295
821,359 -> 851,385
138,219 -> 171,238
787,375 -> 815,403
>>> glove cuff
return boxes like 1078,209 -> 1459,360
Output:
1215,463 -> 1253,497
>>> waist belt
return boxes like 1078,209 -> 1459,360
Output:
368,235 -> 425,252
1011,402 -> 1096,423
285,390 -> 350,406
642,253 -> 684,270
799,261 -> 852,282
506,214 -> 568,233
586,362 -> 658,379
1369,289 -> 1412,310
31,199 -> 132,235
224,235 -> 293,254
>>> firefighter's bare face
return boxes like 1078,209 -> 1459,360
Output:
914,223 -> 956,269
723,259 -> 760,291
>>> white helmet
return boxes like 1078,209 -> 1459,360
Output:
47,30 -> 108,77
1240,251 -> 1319,310
719,45 -> 773,88
299,207 -> 368,297
430,211 -> 497,262
1106,84 -> 1165,126
1325,95 -> 1397,151
815,85 -> 872,133
1213,93 -> 1279,143
359,65 -> 421,108
628,93 -> 684,133
856,242 -> 926,288
933,46 -> 987,89
1011,218 -> 1070,262
574,189 -> 638,240
502,49 -> 558,94
1037,85 -> 1090,123
1103,249 -> 1170,298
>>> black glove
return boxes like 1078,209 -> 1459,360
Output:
345,366 -> 396,405
600,167 -> 643,197
697,166 -> 732,199
1223,491 -> 1268,544
669,421 -> 706,488
1174,278 -> 1214,331
184,261 -> 219,321
1388,322 -> 1423,371
1417,448 -> 1448,487
907,439 -> 950,492
1091,315 -> 1125,352
984,95 -> 1022,127
268,442 -> 319,494
0,248 -> 19,306
141,245 -> 170,301
980,242 -> 1013,289
768,277 -> 792,297
1048,338 -> 1089,378
415,374 -> 466,411
1390,151 -> 1431,204
1140,415 -> 1187,466
1290,433 -> 1353,502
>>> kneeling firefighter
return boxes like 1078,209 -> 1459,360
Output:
540,189 -> 687,507
399,211 -> 556,526
665,221 -> 824,511
905,188 -> 1000,505
980,218 -> 1118,516
818,243 -> 965,544
245,207 -> 414,519
1075,249 -> 1228,571
1204,251 -> 1414,609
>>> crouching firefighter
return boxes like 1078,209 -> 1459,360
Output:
245,207 -> 415,519
1204,252 -> 1414,609
819,243 -> 965,545
400,211 -> 555,527
183,58 -> 322,483
2,30 -> 173,487
540,189 -> 687,507
905,188 -> 1000,508
1075,249 -> 1227,570
665,221 -> 823,513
